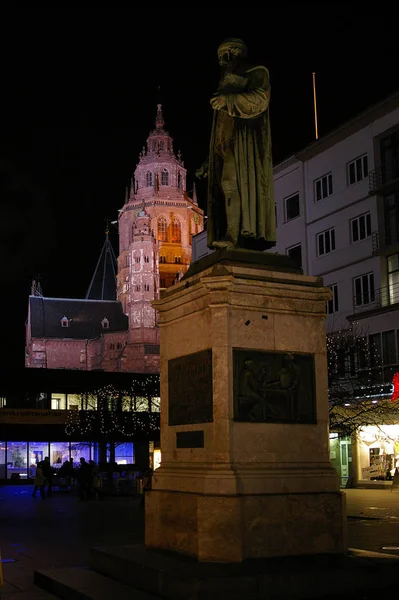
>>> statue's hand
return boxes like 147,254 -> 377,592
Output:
210,95 -> 226,111
195,159 -> 208,179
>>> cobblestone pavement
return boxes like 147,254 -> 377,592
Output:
1,486 -> 399,598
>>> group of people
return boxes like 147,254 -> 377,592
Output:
32,456 -> 100,500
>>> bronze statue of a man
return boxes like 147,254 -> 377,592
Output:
206,38 -> 276,250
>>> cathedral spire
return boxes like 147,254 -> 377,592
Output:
156,103 -> 165,131
85,228 -> 118,301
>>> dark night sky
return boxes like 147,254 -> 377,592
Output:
1,7 -> 398,369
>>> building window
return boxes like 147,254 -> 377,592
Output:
161,169 -> 169,186
171,217 -> 181,243
159,140 -> 165,151
0,397 -> 6,408
354,272 -> 375,306
117,342 -> 123,350
101,318 -> 109,329
351,213 -> 371,243
158,217 -> 167,242
177,172 -> 182,189
315,173 -> 333,201
348,154 -> 368,185
159,255 -> 166,263
60,316 -> 69,328
175,256 -> 181,264
388,254 -> 399,305
144,256 -> 150,263
384,191 -> 399,246
109,343 -> 115,350
287,244 -> 302,269
317,228 -> 336,256
152,141 -> 156,151
146,172 -> 153,187
327,284 -> 339,314
135,256 -> 140,263
136,284 -> 141,292
285,193 -> 300,221
144,284 -> 150,292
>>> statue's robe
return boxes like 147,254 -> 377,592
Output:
207,65 -> 275,250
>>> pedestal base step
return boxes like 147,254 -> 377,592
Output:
34,567 -> 159,600
49,544 -> 399,600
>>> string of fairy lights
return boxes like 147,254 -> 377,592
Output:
65,381 -> 160,438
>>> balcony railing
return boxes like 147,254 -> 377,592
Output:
372,231 -> 380,255
353,280 -> 399,314
369,165 -> 399,194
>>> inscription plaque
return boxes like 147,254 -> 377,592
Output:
176,430 -> 205,448
233,348 -> 316,424
168,349 -> 213,426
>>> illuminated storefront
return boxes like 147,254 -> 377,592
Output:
357,424 -> 399,482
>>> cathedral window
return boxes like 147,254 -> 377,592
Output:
171,217 -> 181,243
144,255 -> 150,263
146,172 -> 153,187
152,141 -> 156,151
117,342 -> 123,350
144,284 -> 150,292
159,255 -> 166,263
136,284 -> 141,292
101,317 -> 109,329
159,140 -> 165,151
60,316 -> 69,328
158,217 -> 168,242
109,343 -> 115,350
161,169 -> 169,186
175,256 -> 181,264
135,256 -> 140,263
177,172 -> 182,189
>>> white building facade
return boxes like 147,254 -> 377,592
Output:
192,92 -> 399,487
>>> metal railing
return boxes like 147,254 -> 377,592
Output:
353,280 -> 399,313
369,165 -> 399,194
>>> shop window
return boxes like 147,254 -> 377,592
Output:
50,442 -> 70,469
29,442 -> 49,477
7,441 -> 28,480
70,442 -> 90,466
51,393 -> 66,410
110,442 -> 135,465
0,441 -> 6,479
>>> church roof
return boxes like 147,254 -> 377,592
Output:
85,231 -> 118,301
29,296 -> 128,340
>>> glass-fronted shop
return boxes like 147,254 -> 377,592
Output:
0,440 -> 136,481
357,424 -> 399,481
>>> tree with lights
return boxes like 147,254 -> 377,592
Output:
65,376 -> 160,463
327,323 -> 398,437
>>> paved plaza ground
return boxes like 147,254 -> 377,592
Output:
0,486 -> 399,598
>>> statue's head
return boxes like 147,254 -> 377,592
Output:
217,38 -> 248,67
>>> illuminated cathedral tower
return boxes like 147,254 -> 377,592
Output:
117,105 -> 204,372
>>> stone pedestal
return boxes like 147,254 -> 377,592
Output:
146,249 -> 347,562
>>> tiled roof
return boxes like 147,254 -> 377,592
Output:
29,297 -> 128,340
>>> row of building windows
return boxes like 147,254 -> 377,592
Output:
327,253 -> 399,315
282,154 -> 369,220
316,212 -> 371,257
145,170 -> 183,189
